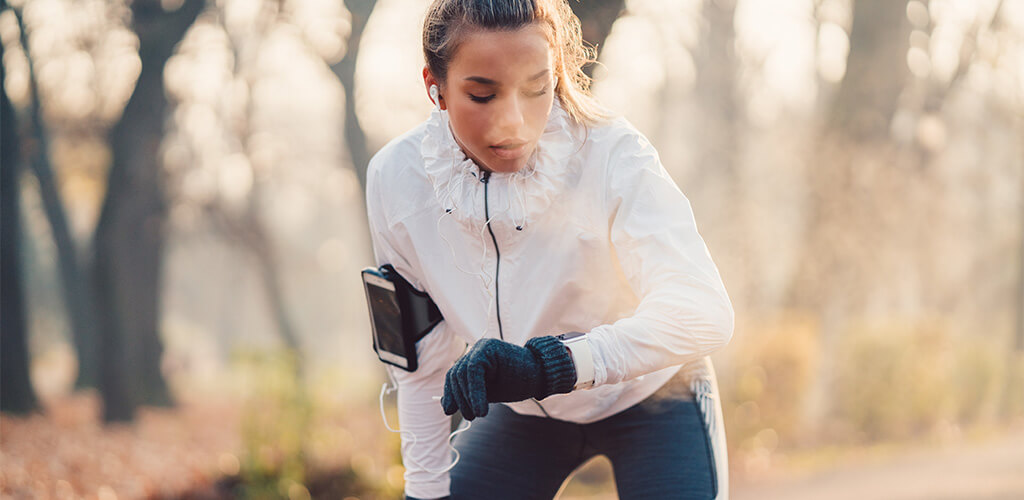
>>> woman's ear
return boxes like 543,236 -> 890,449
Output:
422,66 -> 446,110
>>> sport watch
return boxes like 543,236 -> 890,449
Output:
557,332 -> 595,390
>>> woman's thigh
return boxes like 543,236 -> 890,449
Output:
450,404 -> 587,500
589,397 -> 717,500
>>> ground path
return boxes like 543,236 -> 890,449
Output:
731,426 -> 1024,500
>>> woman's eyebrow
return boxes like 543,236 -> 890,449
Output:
527,69 -> 550,81
463,69 -> 550,86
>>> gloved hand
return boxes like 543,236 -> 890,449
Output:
441,336 -> 577,420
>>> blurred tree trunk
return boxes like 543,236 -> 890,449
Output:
1010,129 -> 1024,416
1018,138 -> 1024,352
215,0 -> 304,362
792,0 -> 911,308
694,0 -> 738,177
1018,215 -> 1024,351
207,200 -> 304,357
788,0 -> 911,432
93,0 -> 205,422
246,205 -> 303,357
1,32 -> 40,415
789,0 -> 912,305
12,7 -> 101,390
691,0 -> 744,302
569,0 -> 626,77
330,0 -> 376,191
827,0 -> 910,141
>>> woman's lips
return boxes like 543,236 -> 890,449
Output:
489,142 -> 527,160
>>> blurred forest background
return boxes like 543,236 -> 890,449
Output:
2,0 -> 1023,498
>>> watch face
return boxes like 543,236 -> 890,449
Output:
559,331 -> 585,342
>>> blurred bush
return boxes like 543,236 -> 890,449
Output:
235,349 -> 313,498
833,318 -> 1023,443
1003,353 -> 1024,419
230,349 -> 402,499
721,311 -> 820,459
833,318 -> 957,442
949,337 -> 1004,426
722,313 -> 1024,472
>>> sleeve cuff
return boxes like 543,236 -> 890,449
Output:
586,328 -> 610,387
525,336 -> 577,398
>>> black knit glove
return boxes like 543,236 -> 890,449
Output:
440,336 -> 577,420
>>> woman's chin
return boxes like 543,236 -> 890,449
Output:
485,163 -> 526,174
482,152 -> 532,173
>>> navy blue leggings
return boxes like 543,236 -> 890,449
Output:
448,384 -> 717,500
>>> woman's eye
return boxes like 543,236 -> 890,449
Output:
527,88 -> 548,97
468,94 -> 495,103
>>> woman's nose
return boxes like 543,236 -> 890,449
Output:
494,95 -> 526,132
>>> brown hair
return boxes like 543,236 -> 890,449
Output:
422,0 -> 610,126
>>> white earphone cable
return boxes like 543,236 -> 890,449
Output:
379,370 -> 471,474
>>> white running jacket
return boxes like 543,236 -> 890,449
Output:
366,98 -> 734,499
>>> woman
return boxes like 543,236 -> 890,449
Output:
365,0 -> 734,498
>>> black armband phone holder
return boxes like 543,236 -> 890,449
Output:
362,264 -> 443,372
384,264 -> 443,343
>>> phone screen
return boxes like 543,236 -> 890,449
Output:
365,280 -> 408,368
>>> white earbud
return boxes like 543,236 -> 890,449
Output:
430,84 -> 440,107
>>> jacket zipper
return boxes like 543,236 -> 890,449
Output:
481,170 -> 551,418
481,170 -> 504,341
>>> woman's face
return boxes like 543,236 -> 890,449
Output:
426,23 -> 556,174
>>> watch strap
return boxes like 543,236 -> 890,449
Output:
557,332 -> 595,390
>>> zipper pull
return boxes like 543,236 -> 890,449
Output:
481,170 -> 491,183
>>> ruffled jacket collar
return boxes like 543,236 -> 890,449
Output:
420,97 -> 585,236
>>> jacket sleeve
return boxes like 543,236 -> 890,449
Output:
585,131 -> 734,387
366,158 -> 463,499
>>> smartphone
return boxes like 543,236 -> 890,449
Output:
362,267 -> 417,371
